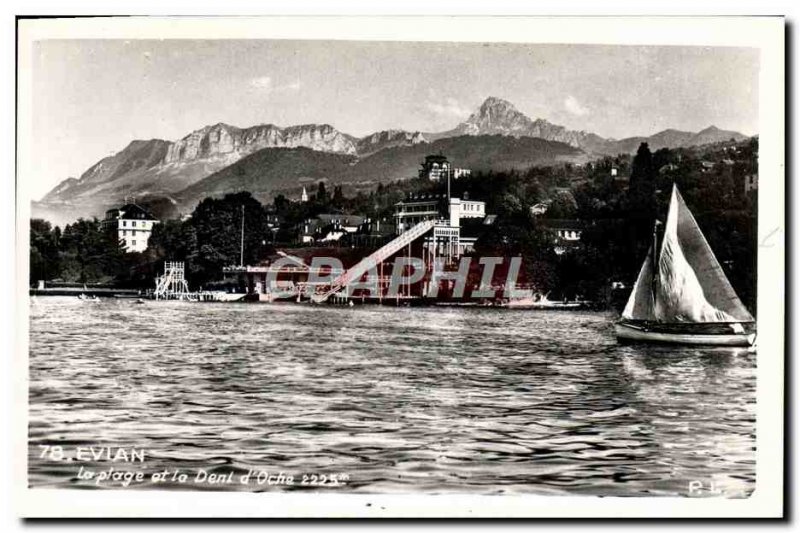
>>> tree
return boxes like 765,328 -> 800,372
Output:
147,219 -> 194,262
546,190 -> 578,219
630,142 -> 655,194
58,218 -> 127,283
187,192 -> 275,286
332,185 -> 344,206
627,142 -> 659,225
30,219 -> 60,284
273,194 -> 290,213
316,181 -> 328,203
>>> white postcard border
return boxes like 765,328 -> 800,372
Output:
15,15 -> 785,518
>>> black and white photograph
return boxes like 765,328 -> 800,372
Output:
14,15 -> 785,518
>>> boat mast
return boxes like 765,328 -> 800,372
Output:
650,217 -> 660,311
240,205 -> 245,267
652,218 -> 659,265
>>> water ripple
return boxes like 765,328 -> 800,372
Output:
28,298 -> 755,496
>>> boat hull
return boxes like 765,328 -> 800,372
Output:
615,322 -> 755,347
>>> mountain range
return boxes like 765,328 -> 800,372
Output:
432,97 -> 747,154
33,97 -> 749,226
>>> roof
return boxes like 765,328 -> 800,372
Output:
396,193 -> 447,207
314,214 -> 365,226
299,214 -> 366,236
404,192 -> 447,201
106,203 -> 157,221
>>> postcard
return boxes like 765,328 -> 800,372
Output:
15,15 -> 785,518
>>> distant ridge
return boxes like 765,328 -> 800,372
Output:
34,96 -> 750,225
432,96 -> 748,154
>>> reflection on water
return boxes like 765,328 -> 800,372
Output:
28,297 -> 755,496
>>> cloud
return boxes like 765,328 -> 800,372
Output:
425,97 -> 471,118
564,95 -> 590,116
250,76 -> 302,93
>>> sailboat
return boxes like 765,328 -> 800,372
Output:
615,184 -> 756,346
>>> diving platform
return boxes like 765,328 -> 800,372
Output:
154,261 -> 191,300
311,219 -> 453,303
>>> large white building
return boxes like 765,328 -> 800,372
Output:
105,203 -> 159,253
394,193 -> 485,235
393,192 -> 489,257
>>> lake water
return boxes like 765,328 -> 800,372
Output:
28,297 -> 755,496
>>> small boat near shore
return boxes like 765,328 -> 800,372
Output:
616,184 -> 755,347
500,293 -> 589,310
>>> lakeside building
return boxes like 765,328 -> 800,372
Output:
394,193 -> 486,234
222,249 -> 352,300
541,219 -> 586,255
419,154 -> 471,182
297,214 -> 366,244
394,192 -> 489,256
104,203 -> 159,253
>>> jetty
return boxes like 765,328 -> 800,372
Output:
30,286 -> 141,298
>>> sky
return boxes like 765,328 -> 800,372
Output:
30,39 -> 759,200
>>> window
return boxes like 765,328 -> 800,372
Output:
123,221 -> 127,227
132,221 -> 137,227
132,240 -> 136,247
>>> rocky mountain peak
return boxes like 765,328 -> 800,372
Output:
355,129 -> 427,156
162,121 -> 358,165
464,97 -> 532,133
478,96 -> 518,113
449,97 -> 590,147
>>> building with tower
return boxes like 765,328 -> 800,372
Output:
393,192 -> 488,257
419,154 -> 471,181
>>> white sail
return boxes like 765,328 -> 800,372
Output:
653,185 -> 750,323
670,186 -> 754,322
622,246 -> 656,320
